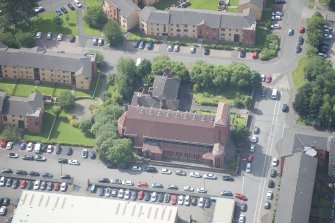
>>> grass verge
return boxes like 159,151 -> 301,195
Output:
229,0 -> 240,6
189,0 -> 219,10
0,80 -> 16,95
82,0 -> 103,35
154,0 -> 179,10
292,57 -> 307,90
194,88 -> 248,106
255,10 -> 272,48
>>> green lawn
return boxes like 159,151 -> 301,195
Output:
24,105 -> 95,146
82,0 -> 103,35
13,82 -> 36,97
31,11 -> 78,35
35,84 -> 56,96
227,7 -> 239,12
229,0 -> 239,6
255,10 -> 272,48
231,112 -> 246,127
154,0 -> 179,10
0,80 -> 16,95
292,57 -> 307,90
194,88 -> 248,106
189,0 -> 219,10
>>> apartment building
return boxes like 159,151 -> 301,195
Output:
0,92 -> 44,133
238,0 -> 264,21
103,0 -> 141,31
118,102 -> 230,168
139,7 -> 257,45
0,47 -> 96,90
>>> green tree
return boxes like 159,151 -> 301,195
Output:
0,0 -> 39,30
16,31 -> 36,48
79,117 -> 94,137
1,126 -> 20,141
137,59 -> 152,81
58,91 -> 75,110
90,50 -> 105,70
0,32 -> 19,48
151,56 -> 171,76
306,12 -> 325,48
106,138 -> 134,168
103,20 -> 123,47
231,125 -> 249,148
52,106 -> 62,117
83,5 -> 107,29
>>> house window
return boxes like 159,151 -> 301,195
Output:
51,74 -> 53,77
176,29 -> 181,32
13,71 -> 16,74
183,29 -> 188,32
35,121 -> 39,126
176,24 -> 180,28
221,28 -> 225,31
20,116 -> 22,118
42,78 -> 45,80
3,116 -> 7,121
81,81 -> 84,84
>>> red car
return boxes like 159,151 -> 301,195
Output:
265,75 -> 272,83
137,181 -> 148,187
53,182 -> 60,191
247,154 -> 254,163
170,194 -> 177,205
1,139 -> 6,148
138,190 -> 144,200
299,26 -> 305,33
20,180 -> 27,189
234,193 -> 247,201
251,51 -> 258,59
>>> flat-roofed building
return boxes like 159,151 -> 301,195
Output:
212,198 -> 236,223
13,191 -> 179,223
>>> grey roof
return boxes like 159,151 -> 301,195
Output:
275,152 -> 317,223
139,7 -> 170,24
0,47 -> 93,78
107,0 -> 140,18
0,92 -> 7,113
169,8 -> 222,28
220,8 -> 256,29
328,136 -> 335,179
281,128 -> 329,157
238,0 -> 264,9
2,92 -> 43,116
131,92 -> 179,110
152,75 -> 180,100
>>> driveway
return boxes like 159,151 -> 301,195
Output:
69,99 -> 101,121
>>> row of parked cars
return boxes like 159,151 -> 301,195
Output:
54,0 -> 82,16
317,25 -> 333,58
90,184 -> 212,208
0,198 -> 11,216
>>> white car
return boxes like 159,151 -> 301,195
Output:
272,10 -> 283,16
105,188 -> 111,197
271,15 -> 281,20
183,186 -> 194,192
47,145 -> 53,153
74,0 -> 82,7
27,142 -> 34,151
98,38 -> 104,46
246,163 -> 251,173
239,214 -> 245,223
117,189 -> 124,198
198,197 -> 204,207
190,172 -> 201,178
34,6 -> 44,13
0,206 -> 7,216
8,152 -> 19,158
124,190 -> 130,199
177,195 -> 184,205
36,32 -> 42,39
184,195 -> 190,206
250,144 -> 255,152
82,149 -> 88,158
57,34 -> 63,41
271,24 -> 281,29
122,180 -> 134,186
60,182 -> 67,192
33,180 -> 40,190
197,187 -> 207,193
272,157 -> 279,167
266,191 -> 273,200
204,173 -> 217,180
325,33 -> 333,39
151,192 -> 157,202
5,142 -> 13,150
251,135 -> 258,143
161,168 -> 172,174
131,165 -> 141,171
68,160 -> 80,165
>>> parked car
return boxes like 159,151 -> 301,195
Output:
268,179 -> 275,188
58,158 -> 68,164
152,182 -> 163,188
34,155 -> 46,161
241,203 -> 248,212
132,166 -> 141,171
264,201 -> 271,209
167,185 -> 178,190
42,172 -> 53,178
203,48 -> 210,55
247,154 -> 254,162
175,170 -> 187,176
298,36 -> 304,45
137,181 -> 148,187
60,7 -> 68,14
266,191 -> 273,200
296,45 -> 302,53
253,127 -> 260,134
6,142 -> 13,150
239,50 -> 246,58
89,151 -> 96,159
55,144 -> 62,154
167,45 -> 173,52
68,160 -> 80,165
19,143 -> 26,150
17,170 -> 28,176
177,195 -> 184,205
47,145 -> 53,153
66,147 -> 73,155
250,144 -> 255,152
270,24 -> 281,29
170,195 -> 177,205
204,173 -> 217,180
92,37 -> 98,45
235,193 -> 247,201
190,172 -> 201,178
145,166 -> 157,173
299,26 -> 305,33
122,180 -> 134,186
8,152 -> 19,158
173,45 -> 180,52
222,175 -> 234,181
161,168 -> 172,174
22,155 -> 34,161
183,186 -> 194,192
55,8 -> 62,16
270,169 -> 277,178
190,46 -> 196,54
272,157 -> 279,167
74,0 -> 82,8
197,187 -> 207,193
97,178 -> 110,183
27,142 -> 34,151
138,41 -> 145,49
251,135 -> 258,143
97,187 -> 104,196
34,6 -> 45,13
282,104 -> 289,112
198,197 -> 204,207
69,35 -> 76,42
29,171 -> 39,176
239,214 -> 245,223
98,38 -> 104,46
68,3 -> 75,10
146,41 -> 153,50
124,190 -> 131,199
82,149 -> 88,158
265,75 -> 272,83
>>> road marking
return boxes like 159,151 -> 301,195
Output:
252,99 -> 281,223
242,175 -> 245,194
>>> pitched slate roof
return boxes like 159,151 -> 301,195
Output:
106,0 -> 140,18
139,6 -> 170,24
0,47 -> 93,78
2,92 -> 43,117
131,92 -> 179,111
151,75 -> 180,100
238,0 -> 264,9
275,152 -> 317,223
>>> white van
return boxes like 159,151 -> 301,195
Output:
34,143 -> 41,154
0,177 -> 5,186
246,163 -> 251,173
271,89 -> 278,100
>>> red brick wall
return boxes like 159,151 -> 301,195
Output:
104,1 -> 118,21
25,106 -> 44,133
197,24 -> 219,43
241,29 -> 256,46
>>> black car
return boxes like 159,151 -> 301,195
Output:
41,144 -> 47,153
239,50 -> 246,58
145,166 -> 157,173
55,144 -> 62,154
29,171 -> 40,176
46,182 -> 53,191
144,192 -> 150,201
204,48 -> 210,55
268,179 -> 275,188
16,170 -> 28,176
222,175 -> 234,181
97,178 -> 110,183
132,41 -> 140,48
131,191 -> 137,201
107,163 -> 117,169
253,127 -> 260,134
261,86 -> 267,97
42,173 -> 53,178
60,7 -> 68,13
66,147 -> 73,155
11,179 -> 19,189
175,170 -> 187,176
58,158 -> 68,164
191,197 -> 197,206
167,185 -> 178,190
1,168 -> 12,174
68,3 -> 75,10
204,198 -> 211,208
282,104 -> 289,112
22,155 -> 34,160
89,151 -> 96,159
27,181 -> 33,190
298,36 -> 304,45
6,178 -> 13,187
270,169 -> 277,178
59,175 -> 70,180
2,198 -> 10,206
241,203 -> 248,212
296,45 -> 302,53
70,35 -> 76,43
138,41 -> 145,49
158,193 -> 164,202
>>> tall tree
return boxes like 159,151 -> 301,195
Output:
306,12 -> 325,48
106,138 -> 134,168
0,0 -> 39,30
83,5 -> 107,29
58,91 -> 75,111
103,20 -> 123,47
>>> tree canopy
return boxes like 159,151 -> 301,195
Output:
306,12 -> 325,48
58,91 -> 75,111
83,6 -> 108,29
151,56 -> 189,82
103,20 -> 123,47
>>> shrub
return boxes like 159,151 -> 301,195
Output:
67,114 -> 75,122
70,119 -> 80,128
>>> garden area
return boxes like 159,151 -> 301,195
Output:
291,56 -> 307,90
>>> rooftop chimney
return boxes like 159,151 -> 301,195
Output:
160,97 -> 168,109
163,68 -> 172,78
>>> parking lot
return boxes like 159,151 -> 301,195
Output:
0,142 -> 246,222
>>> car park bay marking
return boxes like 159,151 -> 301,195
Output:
252,99 -> 281,223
